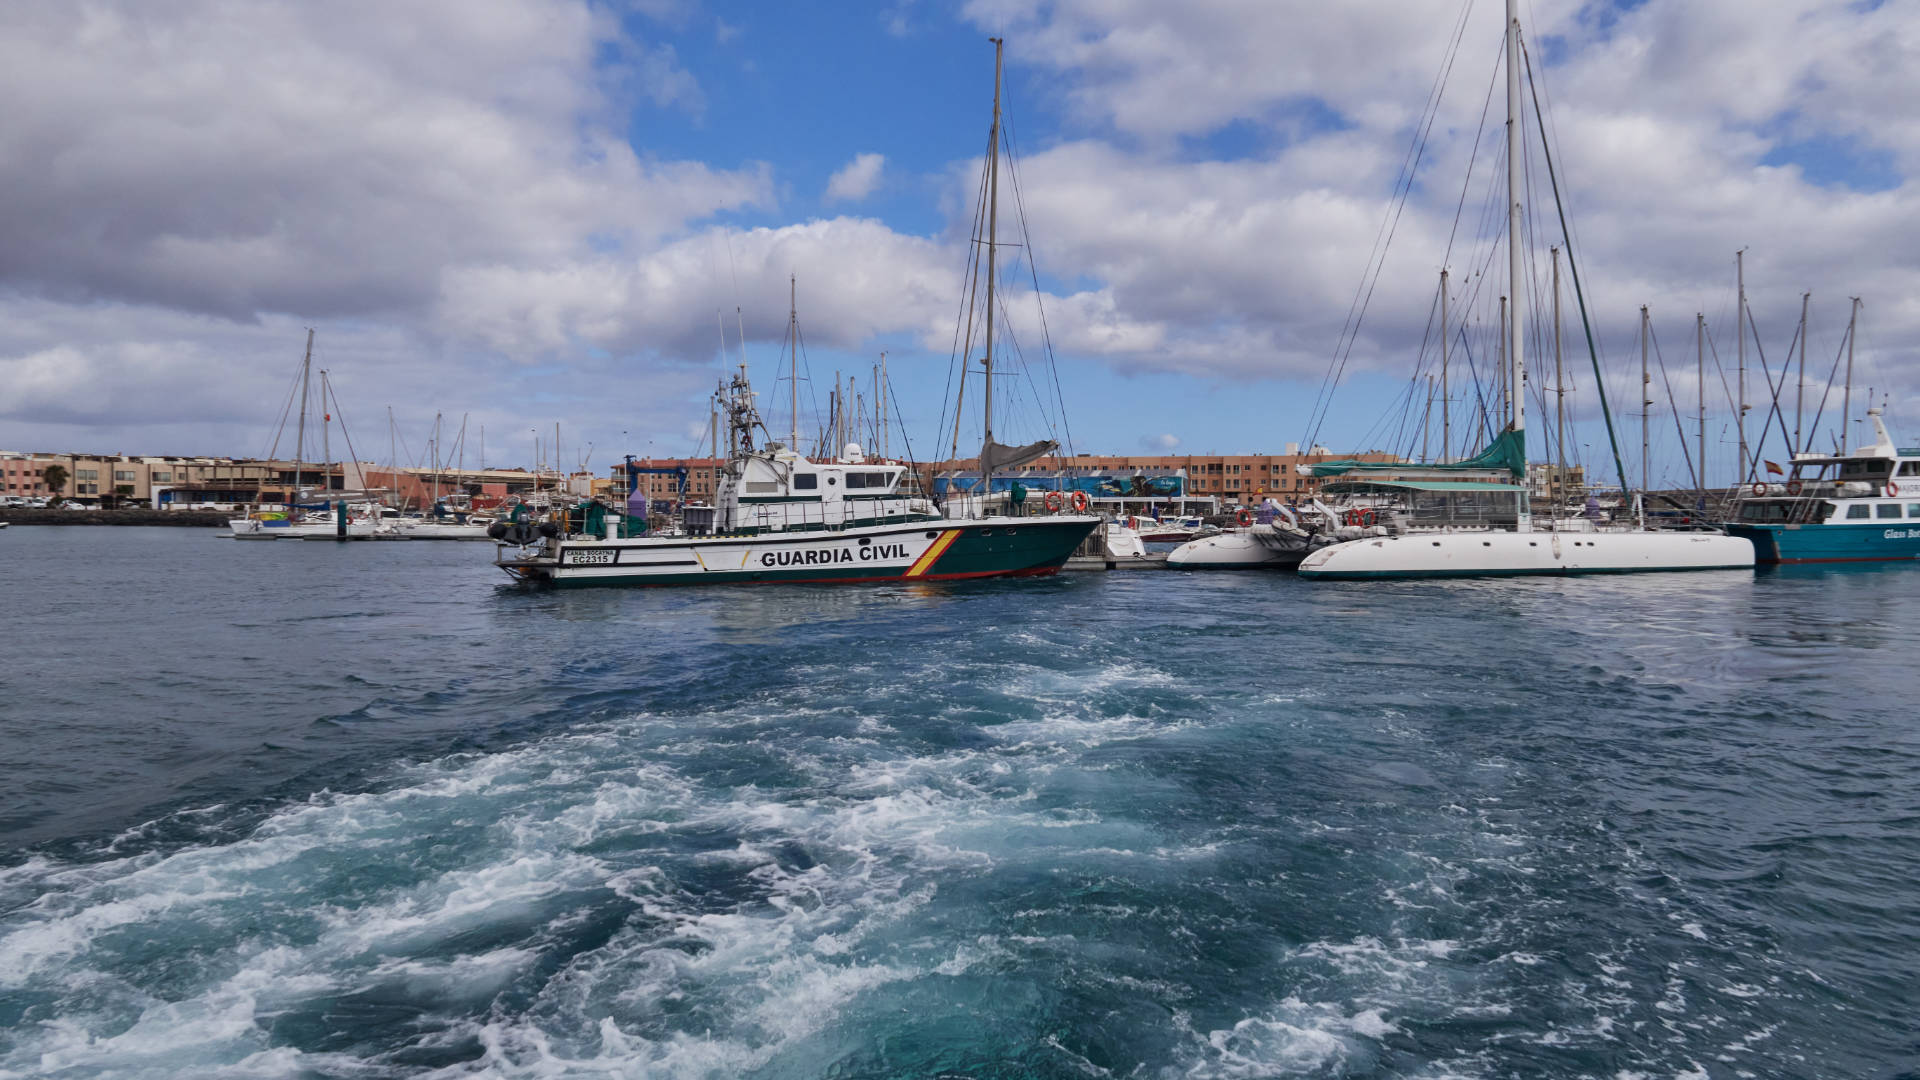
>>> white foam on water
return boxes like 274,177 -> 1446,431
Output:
1168,996 -> 1400,1079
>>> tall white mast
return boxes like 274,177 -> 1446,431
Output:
982,36 -> 1004,496
1505,0 -> 1529,529
294,328 -> 313,500
1552,246 -> 1564,508
1696,312 -> 1706,497
1440,269 -> 1450,461
789,276 -> 799,450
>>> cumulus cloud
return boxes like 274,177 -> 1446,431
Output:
5,0 -> 1920,467
825,153 -> 888,203
1142,433 -> 1180,451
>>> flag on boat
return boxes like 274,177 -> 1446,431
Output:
1764,460 -> 1784,476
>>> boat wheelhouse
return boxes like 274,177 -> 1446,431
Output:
1726,408 -> 1920,564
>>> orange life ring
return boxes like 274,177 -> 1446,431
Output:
1785,479 -> 1802,496
1043,490 -> 1064,512
1068,490 -> 1090,513
1751,482 -> 1767,496
1358,508 -> 1378,527
1236,509 -> 1253,527
1889,481 -> 1901,498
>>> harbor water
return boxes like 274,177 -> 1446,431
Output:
2,527 -> 1916,1078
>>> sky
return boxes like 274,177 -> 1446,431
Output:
2,0 -> 1916,488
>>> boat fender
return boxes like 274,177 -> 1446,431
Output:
537,520 -> 561,539
1069,491 -> 1090,513
1785,480 -> 1802,496
1044,491 -> 1064,512
1236,508 -> 1253,527
486,521 -> 510,541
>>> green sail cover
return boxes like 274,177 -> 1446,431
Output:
1304,428 -> 1525,479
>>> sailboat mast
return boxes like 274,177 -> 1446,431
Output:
1843,297 -> 1859,453
320,370 -> 332,496
1440,269 -> 1450,461
982,36 -> 1004,496
1736,250 -> 1748,480
1503,0 -> 1530,529
880,351 -> 889,459
789,276 -> 799,450
1696,313 -> 1706,497
1640,306 -> 1650,494
1795,291 -> 1809,456
294,328 -> 313,500
1552,246 -> 1564,508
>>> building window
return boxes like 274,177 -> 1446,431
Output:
153,472 -> 172,482
76,469 -> 99,481
114,470 -> 136,482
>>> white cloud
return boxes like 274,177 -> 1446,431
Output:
825,153 -> 887,203
1142,433 -> 1180,451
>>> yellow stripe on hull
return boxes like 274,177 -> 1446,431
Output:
904,529 -> 962,577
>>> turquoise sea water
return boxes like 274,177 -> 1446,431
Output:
1,527 -> 1916,1078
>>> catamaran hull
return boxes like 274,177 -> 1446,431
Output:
1727,522 -> 1920,564
495,516 -> 1100,587
1297,530 -> 1755,579
1166,529 -> 1305,569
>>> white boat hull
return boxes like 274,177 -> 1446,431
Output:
1166,529 -> 1302,569
1297,529 -> 1754,578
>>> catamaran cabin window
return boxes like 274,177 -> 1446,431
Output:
845,473 -> 867,489
865,472 -> 892,489
1900,462 -> 1920,476
1878,503 -> 1903,519
793,474 -> 818,490
1846,504 -> 1872,519
1908,504 -> 1920,516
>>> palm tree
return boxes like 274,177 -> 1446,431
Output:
41,463 -> 68,499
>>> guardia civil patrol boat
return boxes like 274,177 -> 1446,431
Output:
494,369 -> 1095,586
494,39 -> 1098,587
1726,408 -> 1920,564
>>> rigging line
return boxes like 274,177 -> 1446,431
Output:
1647,322 -> 1697,487
1001,102 -> 1077,458
1443,17 -> 1503,269
1303,0 -> 1476,447
1459,324 -> 1497,445
1523,37 -> 1627,492
1523,6 -> 1612,384
947,127 -> 997,463
1743,305 -> 1798,479
263,357 -> 303,462
1804,315 -> 1852,450
325,376 -> 367,482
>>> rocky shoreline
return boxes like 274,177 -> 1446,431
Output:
0,509 -> 231,527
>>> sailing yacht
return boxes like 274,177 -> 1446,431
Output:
1297,0 -> 1751,580
494,40 -> 1098,587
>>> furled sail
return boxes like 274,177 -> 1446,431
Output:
979,437 -> 1056,475
1302,428 -> 1525,479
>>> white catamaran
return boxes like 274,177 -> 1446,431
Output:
1297,0 -> 1752,580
